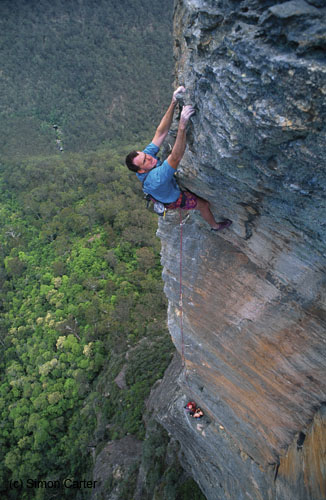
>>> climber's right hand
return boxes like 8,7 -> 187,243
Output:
180,105 -> 195,125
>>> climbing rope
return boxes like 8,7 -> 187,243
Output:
178,215 -> 228,427
179,212 -> 204,421
179,210 -> 209,422
179,208 -> 186,369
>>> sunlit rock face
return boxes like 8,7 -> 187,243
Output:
154,1 -> 326,499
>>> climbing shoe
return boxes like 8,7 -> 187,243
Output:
211,219 -> 232,231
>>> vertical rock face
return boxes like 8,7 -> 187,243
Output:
154,1 -> 326,499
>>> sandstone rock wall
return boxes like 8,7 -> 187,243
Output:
153,1 -> 326,499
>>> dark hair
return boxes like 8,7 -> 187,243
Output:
125,150 -> 140,172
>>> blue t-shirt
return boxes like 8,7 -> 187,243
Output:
136,143 -> 181,203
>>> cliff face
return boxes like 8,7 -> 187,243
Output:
152,1 -> 326,499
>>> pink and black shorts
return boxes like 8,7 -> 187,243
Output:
165,191 -> 198,210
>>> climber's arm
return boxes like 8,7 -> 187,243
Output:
167,105 -> 195,170
152,86 -> 185,148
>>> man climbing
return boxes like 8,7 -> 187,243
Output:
125,86 -> 232,231
184,401 -> 204,419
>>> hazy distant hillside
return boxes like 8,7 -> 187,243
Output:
0,0 -> 174,157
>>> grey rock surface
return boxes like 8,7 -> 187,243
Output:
92,436 -> 142,500
153,1 -> 326,499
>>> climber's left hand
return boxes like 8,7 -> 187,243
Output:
173,86 -> 186,103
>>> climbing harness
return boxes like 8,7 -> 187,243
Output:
144,194 -> 167,216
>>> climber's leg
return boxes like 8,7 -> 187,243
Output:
196,197 -> 231,230
165,191 -> 232,231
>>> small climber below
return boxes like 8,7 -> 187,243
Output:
185,401 -> 204,419
185,401 -> 197,415
125,86 -> 232,231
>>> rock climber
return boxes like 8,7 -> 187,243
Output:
125,86 -> 232,231
185,401 -> 197,415
184,401 -> 204,418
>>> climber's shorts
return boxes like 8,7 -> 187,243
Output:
165,191 -> 198,210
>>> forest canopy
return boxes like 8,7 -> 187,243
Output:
0,148 -> 174,497
0,0 -> 174,157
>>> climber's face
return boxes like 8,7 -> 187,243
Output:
133,152 -> 157,173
